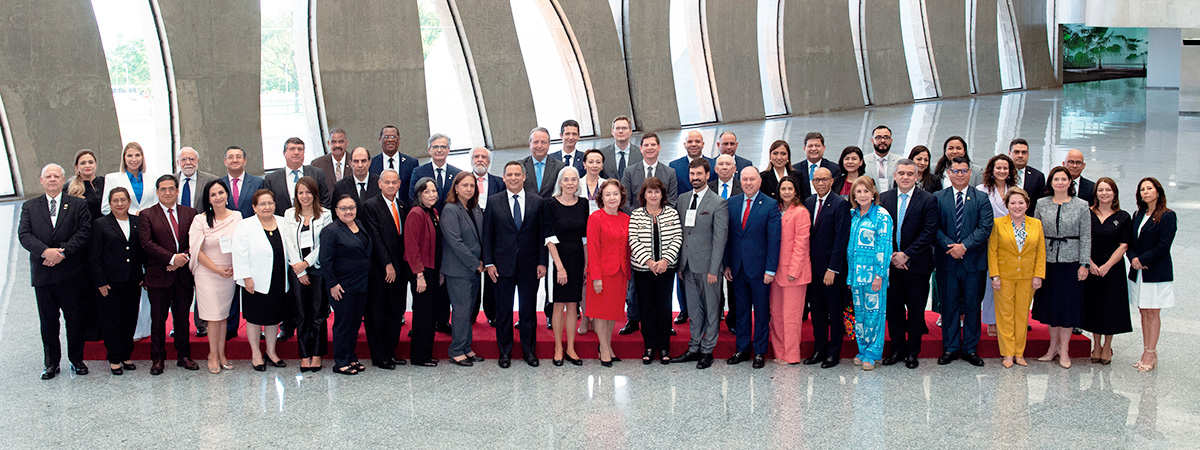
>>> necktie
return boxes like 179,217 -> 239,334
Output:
476,176 -> 486,204
390,200 -> 401,234
436,168 -> 444,190
897,192 -> 909,246
689,193 -> 698,210
1015,168 -> 1023,188
181,177 -> 191,208
721,183 -> 729,199
291,170 -> 300,183
535,161 -> 544,190
617,152 -> 627,180
814,198 -> 822,226
389,157 -> 395,170
564,154 -> 572,168
742,197 -> 752,229
358,182 -> 365,198
49,198 -> 57,226
168,207 -> 180,250
335,162 -> 343,181
512,194 -> 522,229
647,166 -> 653,179
955,191 -> 965,241
877,157 -> 887,186
231,177 -> 240,208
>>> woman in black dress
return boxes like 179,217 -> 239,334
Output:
1082,177 -> 1132,364
69,149 -> 105,341
547,166 -> 588,366
233,190 -> 294,371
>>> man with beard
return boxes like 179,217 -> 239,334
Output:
470,147 -> 505,326
671,158 -> 727,369
864,125 -> 901,191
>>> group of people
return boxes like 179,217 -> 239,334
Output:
19,117 -> 1175,379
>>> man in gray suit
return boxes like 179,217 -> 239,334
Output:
598,115 -> 641,180
863,125 -> 901,191
174,146 -> 218,337
263,137 -> 333,213
522,127 -> 566,198
671,158 -> 728,369
311,128 -> 352,194
620,132 -> 678,209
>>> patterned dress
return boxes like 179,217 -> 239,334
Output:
846,204 -> 893,363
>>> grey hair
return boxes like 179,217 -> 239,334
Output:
896,158 -> 916,169
427,133 -> 450,149
379,169 -> 400,179
41,163 -> 64,178
551,166 -> 581,197
529,127 -> 551,142
178,146 -> 199,158
471,147 -> 491,160
329,128 -> 347,139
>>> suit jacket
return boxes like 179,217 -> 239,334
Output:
1016,166 -> 1046,210
222,173 -> 265,218
90,214 -> 144,287
675,189 -> 728,276
598,143 -> 642,180
804,192 -> 851,274
521,156 -> 565,198
409,162 -> 463,207
791,158 -> 841,200
880,187 -> 940,274
550,149 -> 586,175
1127,210 -> 1176,283
776,204 -> 812,286
709,178 -> 742,200
759,167 -> 796,202
988,215 -> 1046,280
175,170 -> 218,209
404,206 -> 439,274
311,153 -> 352,193
318,219 -> 372,293
482,191 -> 549,277
474,173 -> 505,210
232,216 -> 295,294
668,155 -> 716,195
725,193 -> 782,277
369,151 -> 419,200
263,165 -> 333,213
724,154 -> 754,173
18,195 -> 93,287
360,195 -> 410,275
620,160 -> 678,209
440,202 -> 484,278
101,171 -> 160,215
139,203 -> 197,288
934,186 -> 994,273
864,151 -> 901,189
334,174 -> 381,207
1076,176 -> 1096,205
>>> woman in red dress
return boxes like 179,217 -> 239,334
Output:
587,179 -> 631,367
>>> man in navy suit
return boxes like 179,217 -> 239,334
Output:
333,147 -> 380,205
716,131 -> 753,173
723,167 -> 781,369
880,159 -> 939,369
369,125 -> 419,204
549,119 -> 586,174
790,132 -> 841,200
802,167 -> 851,368
934,157 -> 993,367
483,161 -> 549,368
667,130 -> 715,324
408,133 -> 462,211
1008,138 -> 1045,210
219,146 -> 262,340
470,147 -> 505,325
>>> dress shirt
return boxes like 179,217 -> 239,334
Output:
117,217 -> 131,240
353,174 -> 370,198
180,174 -> 195,208
896,186 -> 913,244
432,162 -> 449,188
383,152 -> 402,172
506,189 -> 527,221
1014,167 -> 1025,189
332,156 -> 345,181
383,194 -> 403,235
227,172 -> 244,206
285,165 -> 305,204
159,203 -> 181,252
813,192 -> 830,225
689,185 -> 707,209
475,174 -> 490,209
718,178 -> 734,199
46,192 -> 62,228
561,150 -> 579,168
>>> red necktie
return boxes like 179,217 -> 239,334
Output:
742,198 -> 752,229
167,207 -> 180,247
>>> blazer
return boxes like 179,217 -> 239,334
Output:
934,186 -> 994,273
628,207 -> 683,271
598,143 -> 642,180
709,178 -> 742,200
791,158 -> 841,200
280,207 -> 334,277
369,151 -> 420,199
404,206 -> 439,274
319,219 -> 373,293
222,173 -> 265,218
521,155 -> 566,198
988,215 -> 1046,280
334,174 -> 381,207
101,171 -> 160,215
232,216 -> 295,294
139,203 -> 197,289
1033,197 -> 1091,264
727,154 -> 754,173
668,155 -> 716,194
759,167 -> 795,202
587,209 -> 631,279
360,194 -> 409,274
18,194 -> 93,287
776,204 -> 812,286
1127,210 -> 1176,283
725,193 -> 782,277
864,151 -> 901,186
311,153 -> 352,193
475,173 -> 505,210
263,165 -> 333,212
1016,166 -> 1046,210
482,190 -> 549,277
804,192 -> 851,274
408,162 -> 463,207
440,202 -> 484,278
620,160 -> 678,209
90,214 -> 144,287
1075,176 -> 1096,204
549,149 -> 586,174
174,170 -> 218,209
880,187 -> 940,274
675,189 -> 728,276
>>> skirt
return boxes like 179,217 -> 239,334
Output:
1032,263 -> 1084,328
1129,271 -> 1175,309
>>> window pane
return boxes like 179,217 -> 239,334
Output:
997,0 -> 1024,90
670,0 -> 716,125
91,0 -> 173,176
899,0 -> 939,99
260,0 -> 321,169
848,0 -> 871,105
0,95 -> 15,196
418,0 -> 485,150
510,0 -> 595,139
757,0 -> 787,115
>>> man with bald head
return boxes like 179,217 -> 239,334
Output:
802,166 -> 851,368
174,146 -> 217,337
1063,149 -> 1094,204
333,147 -> 380,205
723,167 -> 780,369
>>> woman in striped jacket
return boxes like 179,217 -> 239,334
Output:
629,177 -> 683,364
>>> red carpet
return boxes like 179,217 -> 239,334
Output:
83,311 -> 1090,360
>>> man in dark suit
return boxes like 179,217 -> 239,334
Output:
802,167 -> 851,368
139,174 -> 200,374
598,115 -> 641,180
408,133 -> 463,211
359,169 -> 410,369
220,146 -> 261,340
549,119 -> 586,174
19,164 -> 93,379
334,147 -> 380,205
671,158 -> 728,369
620,132 -> 678,209
880,160 -> 939,369
1008,138 -> 1045,210
263,137 -> 333,212
934,157 -> 993,367
470,147 -> 505,325
174,146 -> 217,337
311,128 -> 353,194
716,131 -> 754,173
790,132 -> 841,200
483,161 -> 549,368
369,125 -> 420,200
723,167 -> 781,369
1064,148 -> 1095,204
522,127 -> 566,198
709,154 -> 742,332
667,130 -> 715,324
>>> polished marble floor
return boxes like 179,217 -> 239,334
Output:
3,79 -> 1198,448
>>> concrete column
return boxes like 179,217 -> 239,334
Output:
780,0 -> 863,114
624,0 -> 681,132
704,0 -> 765,122
1012,0 -> 1059,89
0,0 -> 121,195
973,0 -> 1004,94
557,0 -> 633,138
862,1 -> 914,105
1147,28 -> 1182,89
454,0 -> 537,149
925,0 -> 971,98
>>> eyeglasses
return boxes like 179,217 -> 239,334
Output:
812,177 -> 832,183
1064,160 -> 1085,167
949,169 -> 970,175
381,135 -> 398,139
430,145 -> 449,150
337,206 -> 356,212
873,136 -> 892,141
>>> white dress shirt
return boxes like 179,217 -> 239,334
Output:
285,165 -> 305,204
507,189 -> 527,222
159,202 -> 181,252
116,217 -> 131,240
383,194 -> 403,235
46,192 -> 62,227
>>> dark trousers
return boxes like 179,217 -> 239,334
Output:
409,269 -> 440,364
473,274 -> 496,323
330,290 -> 366,367
365,270 -> 407,363
938,268 -> 985,355
807,272 -> 848,357
633,270 -> 675,353
34,284 -> 84,367
886,269 -> 931,357
147,283 -> 193,361
79,286 -> 102,342
675,275 -> 688,318
99,281 -> 141,363
294,270 -> 329,358
494,273 -> 538,356
731,268 -> 771,354
625,277 -> 640,321
435,274 -> 451,327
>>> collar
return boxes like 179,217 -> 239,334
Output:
897,186 -> 915,196
744,192 -> 758,203
354,174 -> 370,184
531,156 -> 547,165
160,202 -> 178,213
228,172 -> 243,182
719,177 -> 734,186
383,194 -> 398,206
692,186 -> 707,203
286,166 -> 304,174
807,158 -> 822,166
562,148 -> 577,157
774,167 -> 788,179
953,186 -> 969,197
615,142 -> 630,153
45,192 -> 62,205
432,161 -> 448,171
331,154 -> 345,165
817,192 -> 831,203
643,159 -> 658,168
508,189 -> 525,199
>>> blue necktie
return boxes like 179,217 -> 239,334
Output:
955,191 -> 965,241
809,163 -> 817,180
564,154 -> 572,168
897,192 -> 908,246
721,183 -> 729,199
535,161 -> 544,191
181,177 -> 191,208
291,170 -> 300,183
512,194 -> 522,229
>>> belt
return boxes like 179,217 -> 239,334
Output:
1046,236 -> 1080,243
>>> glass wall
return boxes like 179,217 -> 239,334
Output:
997,0 -> 1025,90
669,0 -> 717,125
260,0 -> 322,169
0,93 -> 15,196
848,0 -> 871,105
899,0 -> 940,99
757,0 -> 787,116
418,0 -> 486,150
510,0 -> 596,140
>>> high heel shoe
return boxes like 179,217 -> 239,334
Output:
1136,349 -> 1157,372
266,355 -> 287,368
600,358 -> 612,367
1099,349 -> 1113,365
1037,352 -> 1058,362
642,349 -> 653,365
564,354 -> 583,366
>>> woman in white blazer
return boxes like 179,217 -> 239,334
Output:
233,189 -> 296,371
281,177 -> 334,372
101,142 -> 161,215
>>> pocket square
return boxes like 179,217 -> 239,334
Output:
700,211 -> 709,216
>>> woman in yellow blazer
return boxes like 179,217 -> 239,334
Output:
988,187 -> 1046,368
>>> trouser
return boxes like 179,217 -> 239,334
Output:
807,272 -> 848,357
495,272 -> 539,356
676,276 -> 688,318
294,270 -> 329,358
435,273 -> 451,327
473,274 -> 496,323
681,271 -> 721,353
938,268 -> 986,355
409,269 -> 440,364
625,277 -> 640,321
633,270 -> 674,353
330,290 -> 366,367
99,281 -> 141,364
365,269 -> 408,363
147,283 -> 193,361
446,274 -> 480,357
851,285 -> 887,363
769,282 -> 806,363
732,268 -> 771,355
995,278 -> 1035,357
34,284 -> 84,367
886,269 -> 931,358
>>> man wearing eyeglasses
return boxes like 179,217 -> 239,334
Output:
408,133 -> 462,211
174,146 -> 217,338
1063,149 -> 1094,204
933,157 -> 993,367
369,125 -> 419,206
864,125 -> 900,190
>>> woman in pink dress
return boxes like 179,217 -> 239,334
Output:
769,177 -> 811,364
189,179 -> 241,374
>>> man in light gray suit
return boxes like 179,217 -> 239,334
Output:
174,146 -> 218,337
598,115 -> 641,180
863,125 -> 901,191
619,132 -> 678,210
671,158 -> 728,369
521,127 -> 566,198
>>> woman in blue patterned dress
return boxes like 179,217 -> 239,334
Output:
846,176 -> 893,370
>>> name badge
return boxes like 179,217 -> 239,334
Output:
219,236 -> 233,254
299,230 -> 315,249
684,210 -> 697,227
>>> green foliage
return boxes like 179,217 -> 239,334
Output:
419,2 -> 443,60
106,38 -> 150,87
1062,26 -> 1146,70
261,6 -> 298,93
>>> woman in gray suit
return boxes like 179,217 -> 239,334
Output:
441,172 -> 486,366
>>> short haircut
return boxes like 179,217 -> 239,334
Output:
612,115 -> 631,127
350,147 -> 371,160
638,176 -> 665,207
107,186 -> 130,203
1003,187 -> 1030,207
583,149 -> 605,164
1008,138 -> 1029,151
283,137 -> 305,152
596,179 -> 627,210
156,174 -> 178,190
895,158 -> 916,169
529,127 -> 550,142
688,157 -> 711,173
504,161 -> 525,174
719,131 -> 737,141
329,128 -> 347,139
641,132 -> 659,145
872,125 -> 891,134
379,125 -> 398,138
40,163 -> 64,178
804,132 -> 825,146
560,119 -> 580,134
427,133 -> 450,148
252,188 -> 274,206
950,156 -> 971,167
225,146 -> 245,158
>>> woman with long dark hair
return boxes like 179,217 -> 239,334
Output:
933,136 -> 982,189
832,146 -> 865,197
282,176 -> 332,372
1081,177 -> 1132,365
405,177 -> 443,367
769,176 -> 811,364
1128,177 -> 1175,372
759,140 -> 795,202
442,171 -> 486,366
907,145 -> 938,194
189,179 -> 240,373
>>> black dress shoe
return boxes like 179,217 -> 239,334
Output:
820,356 -> 840,369
963,353 -> 985,367
880,354 -> 903,366
150,360 -> 165,375
70,362 -> 89,375
552,359 -> 564,366
727,351 -> 752,365
389,357 -> 408,366
498,355 -> 512,369
352,362 -> 366,372
41,365 -> 60,380
802,353 -> 827,365
642,349 -> 654,365
937,352 -> 959,365
122,362 -> 137,371
436,322 -> 453,334
600,359 -> 613,367
696,353 -> 714,369
752,354 -> 766,369
618,320 -> 640,335
673,314 -> 688,325
904,355 -> 919,369
468,355 -> 484,363
413,360 -> 438,367
276,329 -> 293,341
523,354 -> 540,367
110,365 -> 123,375
374,360 -> 396,370
195,328 -> 207,338
451,357 -> 473,367
253,361 -> 266,372
564,354 -> 583,366
177,357 -> 199,370
266,356 -> 287,368
671,350 -> 702,363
